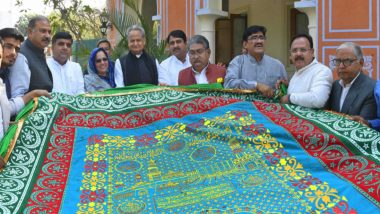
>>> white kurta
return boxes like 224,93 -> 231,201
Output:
0,79 -> 10,140
47,58 -> 85,96
287,59 -> 333,108
160,55 -> 191,86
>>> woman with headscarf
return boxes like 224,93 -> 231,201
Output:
84,48 -> 116,92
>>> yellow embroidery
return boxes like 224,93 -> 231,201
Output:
304,182 -> 341,210
77,110 -> 347,212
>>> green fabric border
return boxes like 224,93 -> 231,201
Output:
84,83 -> 225,95
17,100 -> 62,213
282,104 -> 380,164
0,125 -> 17,158
0,99 -> 36,158
88,84 -> 160,95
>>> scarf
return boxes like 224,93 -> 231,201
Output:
84,48 -> 116,92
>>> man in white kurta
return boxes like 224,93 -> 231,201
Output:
159,30 -> 191,86
0,79 -> 10,139
280,34 -> 333,108
48,58 -> 84,95
160,54 -> 191,86
47,32 -> 84,95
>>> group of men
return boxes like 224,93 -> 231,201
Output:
155,25 -> 379,131
0,14 -> 378,138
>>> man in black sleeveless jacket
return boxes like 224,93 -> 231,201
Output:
114,25 -> 168,87
16,15 -> 53,94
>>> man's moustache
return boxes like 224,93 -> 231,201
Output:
295,56 -> 304,61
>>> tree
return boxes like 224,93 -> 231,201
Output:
15,0 -> 103,42
15,13 -> 38,36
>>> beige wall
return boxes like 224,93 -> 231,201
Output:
229,0 -> 296,68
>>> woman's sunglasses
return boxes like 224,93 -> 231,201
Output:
96,57 -> 108,63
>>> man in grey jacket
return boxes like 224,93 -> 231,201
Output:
326,42 -> 376,119
10,15 -> 53,96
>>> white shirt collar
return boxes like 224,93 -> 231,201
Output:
193,63 -> 209,84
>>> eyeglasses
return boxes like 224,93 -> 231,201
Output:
331,58 -> 358,67
189,48 -> 207,57
289,48 -> 310,54
247,35 -> 266,41
95,57 -> 108,63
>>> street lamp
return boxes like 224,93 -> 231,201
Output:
100,9 -> 108,37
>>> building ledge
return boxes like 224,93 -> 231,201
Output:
294,0 -> 316,8
196,8 -> 228,17
152,15 -> 161,21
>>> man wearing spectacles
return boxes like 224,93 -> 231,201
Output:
47,32 -> 84,96
224,25 -> 287,97
325,42 -> 376,119
280,34 -> 333,108
178,35 -> 225,85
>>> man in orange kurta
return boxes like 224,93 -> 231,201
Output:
178,35 -> 225,86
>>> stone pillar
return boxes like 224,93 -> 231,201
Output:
196,14 -> 226,63
195,0 -> 228,63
